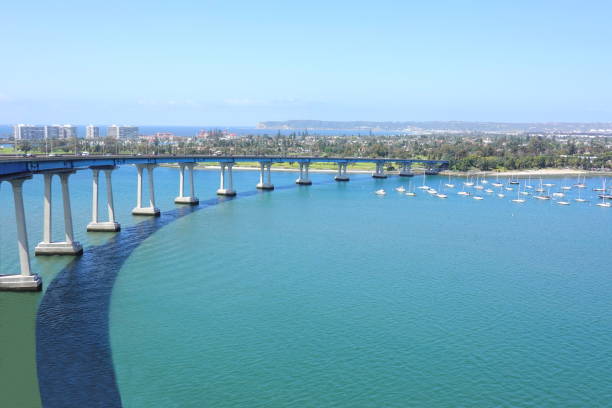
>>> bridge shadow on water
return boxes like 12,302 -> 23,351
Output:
35,181 -> 332,408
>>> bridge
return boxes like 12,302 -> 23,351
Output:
0,155 -> 448,291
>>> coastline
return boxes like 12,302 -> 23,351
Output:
159,164 -> 611,177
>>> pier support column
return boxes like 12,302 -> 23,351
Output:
296,162 -> 312,185
335,162 -> 349,181
88,166 -> 121,231
217,163 -> 237,196
372,162 -> 387,178
175,162 -> 199,204
36,171 -> 83,255
256,162 -> 274,190
0,176 -> 42,291
132,164 -> 160,216
399,163 -> 414,177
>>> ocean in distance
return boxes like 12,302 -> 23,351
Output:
1,166 -> 611,407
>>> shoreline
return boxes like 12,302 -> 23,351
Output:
159,164 -> 611,177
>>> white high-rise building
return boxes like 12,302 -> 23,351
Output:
14,124 -> 45,140
44,125 -> 61,139
44,124 -> 77,139
61,124 -> 78,139
107,125 -> 138,139
86,125 -> 100,139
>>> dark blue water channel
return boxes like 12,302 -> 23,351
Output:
35,186 -> 299,407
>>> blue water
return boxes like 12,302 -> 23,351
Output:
2,168 -> 612,407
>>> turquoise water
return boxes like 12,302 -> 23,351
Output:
2,168 -> 612,407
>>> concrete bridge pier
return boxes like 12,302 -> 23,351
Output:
335,163 -> 349,181
399,163 -> 414,177
256,162 -> 274,190
217,163 -> 237,196
175,162 -> 199,204
35,171 -> 83,255
372,162 -> 387,178
132,164 -> 160,216
296,162 -> 312,185
0,176 -> 42,291
88,166 -> 120,231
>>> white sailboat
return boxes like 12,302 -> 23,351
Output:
512,185 -> 525,203
405,181 -> 417,196
464,174 -> 475,187
491,173 -> 503,188
474,174 -> 485,190
534,186 -> 551,200
417,172 -> 430,190
525,175 -> 533,189
444,173 -> 455,188
596,183 -> 611,207
574,187 -> 587,203
375,189 -> 386,196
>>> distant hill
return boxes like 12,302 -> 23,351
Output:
257,120 -> 612,133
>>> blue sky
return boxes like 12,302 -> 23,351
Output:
1,0 -> 611,125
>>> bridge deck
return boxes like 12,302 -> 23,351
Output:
0,155 -> 449,177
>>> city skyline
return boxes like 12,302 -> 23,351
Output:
2,1 -> 612,125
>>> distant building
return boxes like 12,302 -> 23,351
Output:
155,132 -> 174,139
107,125 -> 138,139
86,125 -> 100,139
44,124 -> 77,139
14,124 -> 45,140
44,125 -> 62,139
62,125 -> 78,139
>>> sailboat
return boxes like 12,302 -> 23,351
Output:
481,173 -> 488,184
534,186 -> 551,200
593,179 -> 607,192
444,173 -> 455,188
491,173 -> 503,188
474,174 -> 485,190
574,174 -> 587,189
405,181 -> 417,196
375,189 -> 386,196
512,185 -> 525,203
574,186 -> 587,202
525,175 -> 533,189
596,199 -> 611,207
395,186 -> 406,193
596,183 -> 611,207
535,178 -> 545,193
464,174 -> 475,187
417,172 -> 430,190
